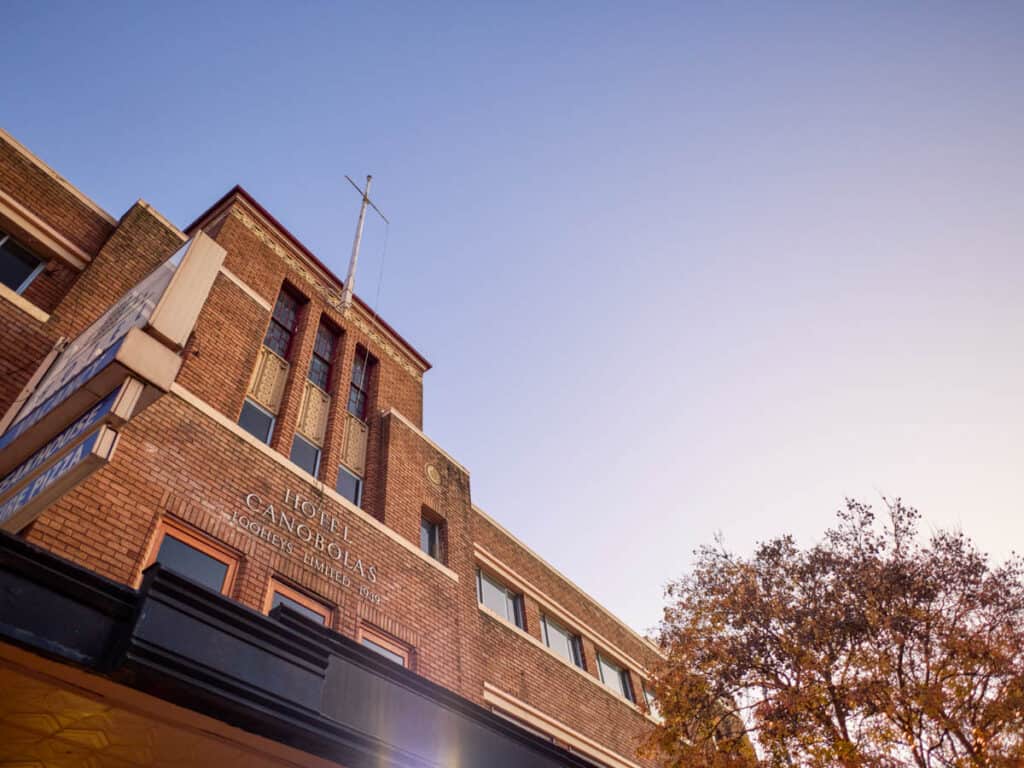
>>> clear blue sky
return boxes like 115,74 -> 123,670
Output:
5,2 -> 1024,633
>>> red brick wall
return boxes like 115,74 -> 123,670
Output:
0,302 -> 57,416
20,259 -> 79,315
25,393 -> 466,691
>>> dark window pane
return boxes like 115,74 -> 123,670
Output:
351,355 -> 366,387
156,535 -> 228,592
0,235 -> 42,293
263,320 -> 292,358
238,400 -> 274,443
336,466 -> 362,506
347,387 -> 367,420
271,592 -> 326,625
309,357 -> 331,390
362,637 -> 405,666
314,324 -> 337,359
420,519 -> 439,559
272,290 -> 300,330
622,671 -> 635,702
290,436 -> 320,476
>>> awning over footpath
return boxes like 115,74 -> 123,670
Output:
0,531 -> 595,768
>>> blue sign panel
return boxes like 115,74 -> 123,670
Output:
0,390 -> 118,499
0,336 -> 124,454
0,428 -> 102,527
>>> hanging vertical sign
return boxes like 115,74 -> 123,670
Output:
0,231 -> 226,531
0,425 -> 119,531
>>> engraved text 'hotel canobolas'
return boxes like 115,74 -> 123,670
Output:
232,488 -> 381,590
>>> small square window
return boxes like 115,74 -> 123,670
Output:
290,435 -> 321,476
358,624 -> 412,668
477,569 -> 524,629
146,520 -> 237,595
265,579 -> 333,626
420,515 -> 443,562
336,465 -> 362,507
239,399 -> 274,444
0,231 -> 44,295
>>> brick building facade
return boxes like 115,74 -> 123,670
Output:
0,128 -> 662,768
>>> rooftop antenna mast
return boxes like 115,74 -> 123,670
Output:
341,175 -> 388,311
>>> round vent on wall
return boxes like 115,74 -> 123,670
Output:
425,464 -> 442,486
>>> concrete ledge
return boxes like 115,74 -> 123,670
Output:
0,283 -> 49,324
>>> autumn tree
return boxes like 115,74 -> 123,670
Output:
643,500 -> 1024,768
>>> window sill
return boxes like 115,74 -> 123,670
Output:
477,603 -> 649,716
0,282 -> 49,324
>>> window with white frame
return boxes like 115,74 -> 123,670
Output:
541,614 -> 584,669
597,653 -> 635,702
0,229 -> 44,295
477,569 -> 524,629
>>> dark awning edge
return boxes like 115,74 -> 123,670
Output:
0,531 -> 601,768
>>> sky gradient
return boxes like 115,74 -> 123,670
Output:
5,2 -> 1023,634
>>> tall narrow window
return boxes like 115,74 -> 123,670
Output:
541,615 -> 584,669
420,513 -> 444,562
0,229 -> 44,294
597,654 -> 635,702
264,287 -> 302,360
477,569 -> 525,629
347,347 -> 372,421
308,321 -> 339,391
145,520 -> 238,595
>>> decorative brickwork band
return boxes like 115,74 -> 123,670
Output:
229,205 -> 424,383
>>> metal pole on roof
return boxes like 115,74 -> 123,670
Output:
340,175 -> 388,311
340,175 -> 372,310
